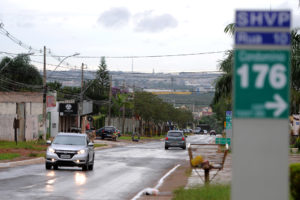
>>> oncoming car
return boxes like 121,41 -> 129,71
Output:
165,130 -> 186,150
45,133 -> 95,171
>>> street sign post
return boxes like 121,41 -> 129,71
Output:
232,10 -> 290,200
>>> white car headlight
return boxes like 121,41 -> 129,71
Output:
48,147 -> 55,153
77,149 -> 86,154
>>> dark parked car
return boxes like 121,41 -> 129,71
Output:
45,132 -> 94,171
96,126 -> 118,141
165,130 -> 186,150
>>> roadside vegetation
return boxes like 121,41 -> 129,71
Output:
94,144 -> 107,148
118,135 -> 165,141
0,153 -> 21,160
173,184 -> 296,200
173,185 -> 230,200
0,140 -> 47,161
0,140 -> 47,151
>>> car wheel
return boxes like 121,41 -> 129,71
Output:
182,146 -> 186,150
82,157 -> 89,171
165,146 -> 168,150
101,136 -> 105,140
53,164 -> 58,170
45,163 -> 52,170
88,154 -> 94,170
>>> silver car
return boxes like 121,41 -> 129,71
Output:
165,130 -> 186,150
45,133 -> 95,171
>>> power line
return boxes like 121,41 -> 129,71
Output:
72,51 -> 227,59
0,24 -> 226,60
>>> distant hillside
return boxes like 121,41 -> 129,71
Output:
157,92 -> 214,109
45,70 -> 221,94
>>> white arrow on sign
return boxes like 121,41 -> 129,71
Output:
265,94 -> 287,117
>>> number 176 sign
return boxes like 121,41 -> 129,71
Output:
234,49 -> 289,118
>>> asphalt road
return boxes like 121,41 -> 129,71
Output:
0,135 -> 215,200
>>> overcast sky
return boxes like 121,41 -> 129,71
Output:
0,0 -> 299,73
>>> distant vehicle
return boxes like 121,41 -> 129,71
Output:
196,124 -> 210,133
194,128 -> 201,134
210,130 -> 216,135
165,130 -> 186,150
203,130 -> 208,134
96,126 -> 118,141
183,129 -> 189,134
45,133 -> 94,171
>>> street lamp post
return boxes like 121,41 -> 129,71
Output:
43,51 -> 80,140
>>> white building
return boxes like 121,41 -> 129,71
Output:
0,92 -> 43,141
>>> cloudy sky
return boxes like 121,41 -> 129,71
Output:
0,0 -> 299,73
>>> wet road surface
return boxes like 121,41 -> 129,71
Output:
0,135 -> 215,200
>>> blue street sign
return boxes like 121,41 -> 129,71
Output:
236,11 -> 291,28
235,32 -> 290,45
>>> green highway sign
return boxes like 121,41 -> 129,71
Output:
234,49 -> 290,118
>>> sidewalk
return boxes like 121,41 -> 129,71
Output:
136,153 -> 300,200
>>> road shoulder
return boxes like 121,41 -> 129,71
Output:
137,161 -> 190,200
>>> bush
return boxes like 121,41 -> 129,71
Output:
294,137 -> 300,149
290,163 -> 300,199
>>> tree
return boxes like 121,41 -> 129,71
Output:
134,91 -> 193,136
0,55 -> 42,91
85,56 -> 110,114
96,56 -> 110,96
47,81 -> 62,91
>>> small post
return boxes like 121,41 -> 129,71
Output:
13,118 -> 19,145
204,169 -> 210,185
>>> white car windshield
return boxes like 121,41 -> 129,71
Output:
53,135 -> 86,145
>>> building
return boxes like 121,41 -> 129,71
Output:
47,100 -> 93,137
0,92 -> 43,141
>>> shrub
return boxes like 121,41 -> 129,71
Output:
294,137 -> 300,149
290,163 -> 300,199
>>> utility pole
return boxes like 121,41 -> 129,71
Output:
122,81 -> 126,135
80,63 -> 84,133
132,84 -> 135,135
43,46 -> 47,140
81,63 -> 84,102
108,75 -> 112,126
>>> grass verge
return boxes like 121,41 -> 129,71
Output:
0,153 -> 21,160
28,152 -> 46,158
119,135 -> 165,140
173,185 -> 230,200
173,184 -> 295,200
94,144 -> 107,148
0,140 -> 47,151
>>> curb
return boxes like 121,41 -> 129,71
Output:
0,157 -> 45,169
94,144 -> 113,150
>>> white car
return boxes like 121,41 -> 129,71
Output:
46,133 -> 95,171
